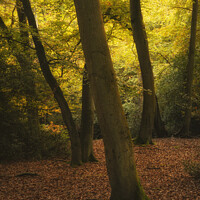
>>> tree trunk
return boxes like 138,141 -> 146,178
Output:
21,0 -> 82,166
130,0 -> 155,144
154,96 -> 168,138
80,64 -> 97,162
74,0 -> 148,199
179,0 -> 198,136
16,0 -> 40,137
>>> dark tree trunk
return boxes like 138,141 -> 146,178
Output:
179,0 -> 198,137
21,0 -> 82,166
16,0 -> 40,137
130,0 -> 156,144
80,64 -> 97,162
74,0 -> 148,199
154,96 -> 168,138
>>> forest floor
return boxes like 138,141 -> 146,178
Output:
0,138 -> 200,200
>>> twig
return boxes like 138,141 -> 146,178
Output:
15,172 -> 39,177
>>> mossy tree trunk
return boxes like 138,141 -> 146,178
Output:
21,0 -> 82,166
179,0 -> 198,136
130,0 -> 155,144
74,0 -> 149,199
80,64 -> 97,162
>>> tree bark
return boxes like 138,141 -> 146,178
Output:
21,0 -> 82,166
130,0 -> 155,144
80,64 -> 97,162
74,0 -> 148,199
16,0 -> 40,137
179,0 -> 198,136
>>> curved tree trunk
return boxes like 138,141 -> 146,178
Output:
80,64 -> 97,162
130,0 -> 155,144
21,0 -> 82,166
74,0 -> 148,199
179,0 -> 198,137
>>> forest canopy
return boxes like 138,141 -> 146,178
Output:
0,0 -> 199,159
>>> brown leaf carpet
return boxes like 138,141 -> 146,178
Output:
0,138 -> 199,200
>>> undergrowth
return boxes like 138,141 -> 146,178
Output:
183,160 -> 200,180
0,122 -> 70,162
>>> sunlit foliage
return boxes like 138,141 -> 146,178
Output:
0,0 -> 199,156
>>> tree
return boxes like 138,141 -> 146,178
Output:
74,0 -> 148,199
101,1 -> 168,139
178,0 -> 198,136
21,0 -> 82,166
16,0 -> 40,137
80,64 -> 97,162
130,0 -> 156,144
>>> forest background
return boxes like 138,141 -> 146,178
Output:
0,0 -> 200,161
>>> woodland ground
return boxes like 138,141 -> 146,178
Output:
0,138 -> 199,200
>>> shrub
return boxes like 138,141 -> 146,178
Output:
39,123 -> 70,159
183,160 -> 200,180
0,117 -> 70,162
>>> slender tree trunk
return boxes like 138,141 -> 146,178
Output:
179,0 -> 198,136
154,96 -> 168,137
21,0 -> 82,166
16,0 -> 40,136
74,0 -> 148,199
130,0 -> 155,144
80,64 -> 97,162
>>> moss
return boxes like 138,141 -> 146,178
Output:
135,172 -> 151,200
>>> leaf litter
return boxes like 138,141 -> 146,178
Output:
0,138 -> 199,200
